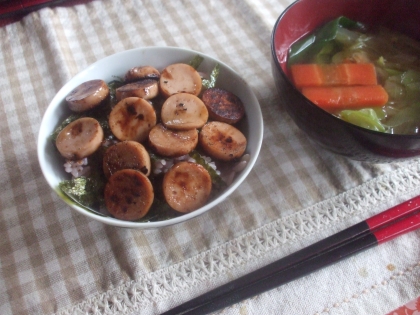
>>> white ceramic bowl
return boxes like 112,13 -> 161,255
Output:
37,46 -> 263,228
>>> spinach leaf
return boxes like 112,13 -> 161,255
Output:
202,63 -> 220,89
189,55 -> 204,69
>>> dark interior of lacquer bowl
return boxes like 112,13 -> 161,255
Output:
271,0 -> 420,162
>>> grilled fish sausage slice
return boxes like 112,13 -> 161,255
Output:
161,93 -> 208,130
56,117 -> 104,160
104,169 -> 154,221
159,63 -> 202,97
125,66 -> 160,82
148,124 -> 198,157
66,79 -> 109,112
116,79 -> 159,101
109,97 -> 157,142
199,121 -> 247,161
103,141 -> 151,178
163,161 -> 212,213
201,88 -> 245,124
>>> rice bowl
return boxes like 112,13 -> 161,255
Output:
37,46 -> 263,229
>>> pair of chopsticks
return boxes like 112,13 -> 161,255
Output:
162,195 -> 420,315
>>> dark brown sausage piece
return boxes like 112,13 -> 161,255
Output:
201,88 -> 245,124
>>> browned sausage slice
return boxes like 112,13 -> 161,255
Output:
103,141 -> 151,178
125,66 -> 160,82
56,117 -> 104,160
109,97 -> 157,142
161,93 -> 208,130
199,121 -> 247,161
149,124 -> 198,157
104,169 -> 154,221
163,161 -> 212,213
201,88 -> 245,124
116,79 -> 159,101
66,80 -> 109,112
159,63 -> 202,97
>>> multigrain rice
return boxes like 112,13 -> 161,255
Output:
64,158 -> 90,178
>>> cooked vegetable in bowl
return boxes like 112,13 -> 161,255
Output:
38,47 -> 263,228
288,16 -> 420,135
271,0 -> 420,162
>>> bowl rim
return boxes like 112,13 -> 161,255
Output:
37,46 -> 264,228
270,1 -> 420,141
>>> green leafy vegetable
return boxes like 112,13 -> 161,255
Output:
383,70 -> 420,102
189,55 -> 204,69
57,143 -> 108,214
340,108 -> 386,132
314,41 -> 339,64
202,63 -> 220,89
384,103 -> 420,134
289,16 -> 367,65
383,78 -> 405,100
187,54 -> 220,89
108,78 -> 125,107
59,176 -> 105,209
401,70 -> 420,99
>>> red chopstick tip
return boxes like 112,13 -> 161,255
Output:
366,195 -> 420,230
373,212 -> 420,244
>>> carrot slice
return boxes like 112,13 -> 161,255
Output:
290,63 -> 378,88
301,85 -> 388,110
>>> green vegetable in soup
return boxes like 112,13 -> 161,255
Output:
383,70 -> 420,101
289,16 -> 367,65
340,108 -> 386,132
383,103 -> 420,134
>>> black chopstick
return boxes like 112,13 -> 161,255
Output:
162,195 -> 420,315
